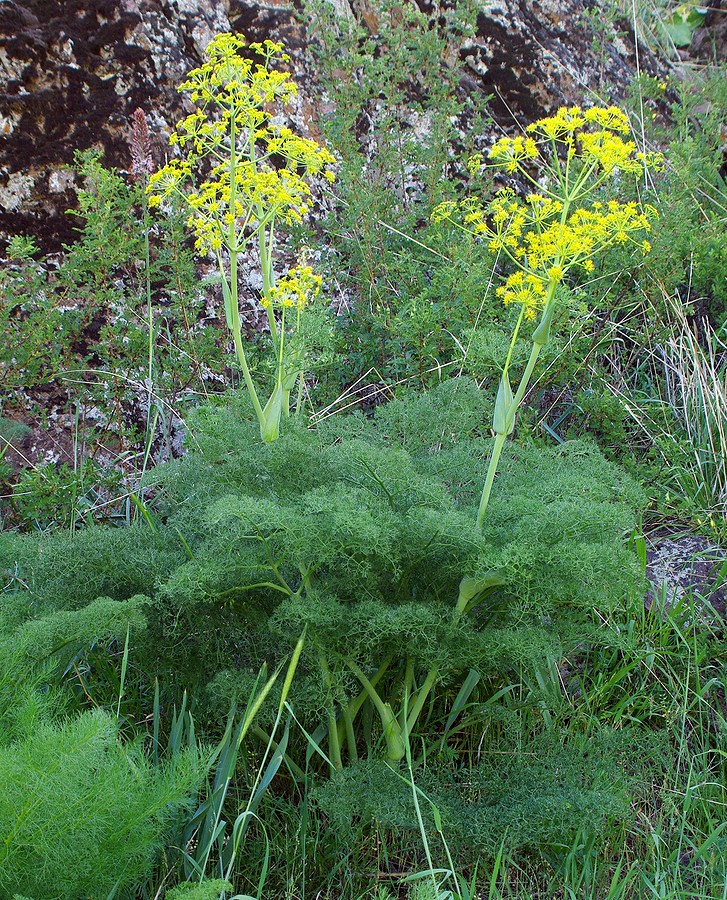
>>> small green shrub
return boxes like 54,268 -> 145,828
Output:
0,148 -> 227,525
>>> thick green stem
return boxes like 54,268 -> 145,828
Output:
476,431 -> 509,531
336,654 -> 392,752
294,373 -> 305,416
229,250 -> 265,428
341,703 -> 358,764
405,666 -> 439,736
259,222 -> 279,352
345,654 -> 393,723
346,658 -> 405,761
476,300 -> 552,530
226,105 -> 266,432
502,306 -> 526,380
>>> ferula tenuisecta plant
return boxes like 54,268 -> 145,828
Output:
432,105 -> 664,527
148,33 -> 335,443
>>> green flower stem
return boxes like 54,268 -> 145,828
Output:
405,666 -> 439,736
344,654 -> 393,724
278,308 -> 290,421
476,281 -> 557,531
228,248 -> 265,429
249,139 -> 279,351
293,304 -> 306,417
295,373 -> 305,416
502,306 -> 526,380
259,220 -> 280,353
227,111 -> 267,436
340,702 -> 358,764
346,657 -> 405,761
476,431 -> 509,531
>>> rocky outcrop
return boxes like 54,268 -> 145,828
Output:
0,0 -> 227,249
0,0 -> 665,253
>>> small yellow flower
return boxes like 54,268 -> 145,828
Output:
430,105 -> 660,322
265,264 -> 323,311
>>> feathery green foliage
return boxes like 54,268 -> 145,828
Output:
135,382 -> 643,763
0,590 -> 204,900
0,709 -> 202,900
313,728 -> 668,856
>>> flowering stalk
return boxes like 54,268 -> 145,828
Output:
432,105 -> 664,529
147,34 -> 334,442
130,108 -> 157,469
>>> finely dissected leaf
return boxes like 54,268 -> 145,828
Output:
166,879 -> 232,900
0,710 -> 203,899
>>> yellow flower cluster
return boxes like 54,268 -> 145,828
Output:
432,105 -> 662,320
483,105 -> 664,179
262,265 -> 323,311
180,35 -> 296,114
488,135 -> 538,172
496,271 -> 547,319
470,195 -> 653,318
146,32 -> 336,255
525,105 -> 628,140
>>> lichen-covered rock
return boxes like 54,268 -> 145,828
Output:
461,0 -> 656,124
0,0 -> 229,249
646,533 -> 726,620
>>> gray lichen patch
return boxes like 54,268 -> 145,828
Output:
0,171 -> 34,212
646,533 -> 726,620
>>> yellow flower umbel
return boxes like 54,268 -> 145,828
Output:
432,105 -> 663,528
147,34 -> 335,442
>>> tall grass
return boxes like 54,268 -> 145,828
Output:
605,283 -> 727,530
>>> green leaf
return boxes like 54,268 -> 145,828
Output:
260,382 -> 285,443
532,301 -> 556,345
456,571 -> 507,616
663,18 -> 695,46
220,276 -> 234,330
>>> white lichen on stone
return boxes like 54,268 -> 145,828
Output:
0,172 -> 35,211
47,169 -> 75,194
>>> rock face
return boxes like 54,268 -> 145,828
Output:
646,534 -> 727,618
646,533 -> 726,620
460,0 -> 652,125
0,0 -> 663,253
